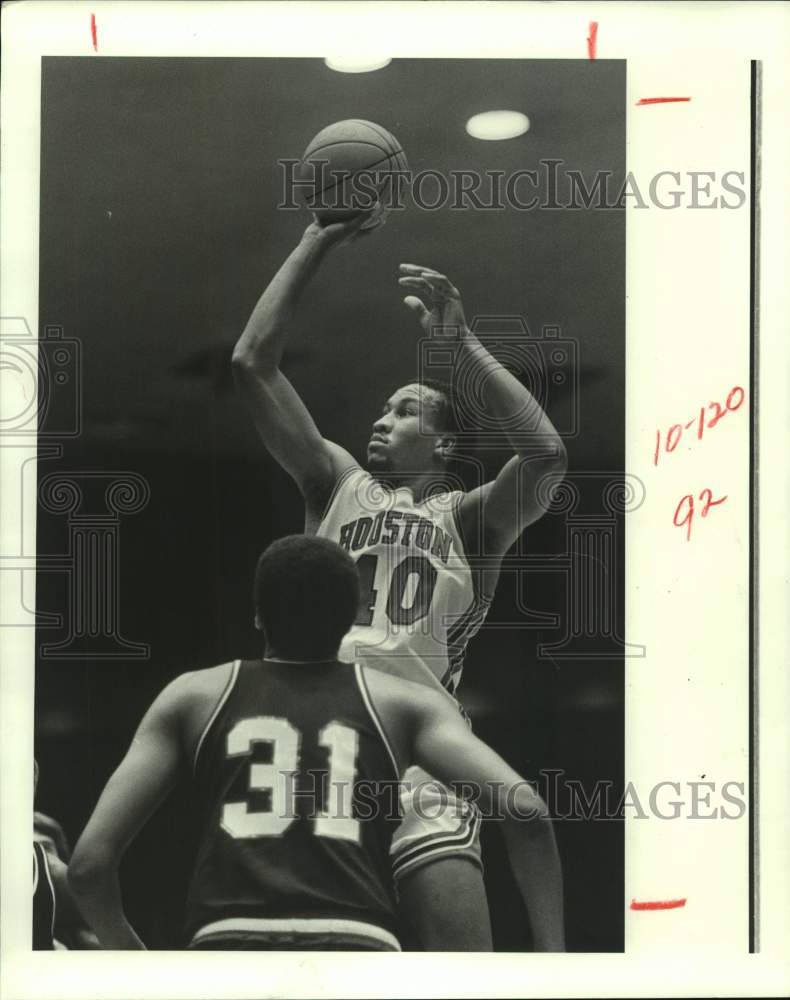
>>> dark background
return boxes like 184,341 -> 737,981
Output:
35,57 -> 625,951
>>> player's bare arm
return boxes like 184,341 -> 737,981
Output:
364,667 -> 565,951
67,673 -> 198,949
232,216 -> 371,524
44,852 -> 101,949
399,264 -> 568,589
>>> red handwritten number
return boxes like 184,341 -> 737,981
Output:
726,385 -> 745,412
673,494 -> 695,542
706,401 -> 726,429
673,489 -> 727,540
699,489 -> 728,517
666,424 -> 683,453
654,386 -> 746,465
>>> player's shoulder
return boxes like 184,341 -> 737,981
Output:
317,440 -> 363,497
323,439 -> 361,475
423,485 -> 467,518
306,441 -> 364,530
154,661 -> 237,717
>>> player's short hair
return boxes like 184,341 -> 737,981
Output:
408,377 -> 457,434
254,535 -> 359,659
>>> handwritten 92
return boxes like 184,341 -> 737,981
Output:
652,385 -> 745,541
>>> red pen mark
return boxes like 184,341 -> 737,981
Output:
631,898 -> 687,911
587,22 -> 598,60
90,13 -> 98,52
665,423 -> 682,453
673,489 -> 727,541
653,385 -> 745,467
636,97 -> 691,106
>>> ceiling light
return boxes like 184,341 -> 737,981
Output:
324,56 -> 392,74
466,111 -> 530,141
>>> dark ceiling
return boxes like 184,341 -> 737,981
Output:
40,57 -> 624,469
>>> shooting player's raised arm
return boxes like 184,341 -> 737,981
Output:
232,218 -> 369,510
397,264 -> 566,585
455,333 -> 567,559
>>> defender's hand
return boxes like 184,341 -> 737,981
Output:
398,264 -> 469,336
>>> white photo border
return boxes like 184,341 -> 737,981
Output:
2,2 -> 789,998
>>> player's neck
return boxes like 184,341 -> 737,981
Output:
373,470 -> 447,504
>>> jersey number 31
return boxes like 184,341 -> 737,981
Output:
221,717 -> 360,843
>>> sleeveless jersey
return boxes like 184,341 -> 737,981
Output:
184,659 -> 402,949
33,842 -> 56,950
316,468 -> 492,696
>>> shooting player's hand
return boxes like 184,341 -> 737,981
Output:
304,210 -> 376,250
398,264 -> 469,336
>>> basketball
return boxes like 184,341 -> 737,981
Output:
295,119 -> 408,225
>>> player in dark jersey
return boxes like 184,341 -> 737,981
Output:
232,212 -> 568,947
33,760 -> 100,950
33,840 -> 57,950
68,536 -> 564,951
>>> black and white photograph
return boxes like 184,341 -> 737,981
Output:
1,3 -> 788,998
31,52 -> 625,955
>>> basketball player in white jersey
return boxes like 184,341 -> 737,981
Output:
232,213 -> 568,949
67,536 -> 564,951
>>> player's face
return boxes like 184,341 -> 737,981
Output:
367,384 -> 445,473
